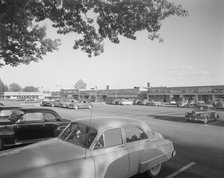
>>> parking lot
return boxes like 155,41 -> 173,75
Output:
1,102 -> 224,178
51,104 -> 224,178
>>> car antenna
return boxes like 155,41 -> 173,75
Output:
84,102 -> 93,159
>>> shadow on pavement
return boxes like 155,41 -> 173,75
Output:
147,115 -> 187,123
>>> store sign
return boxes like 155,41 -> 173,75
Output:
212,88 -> 224,93
184,89 -> 195,93
198,87 -> 212,93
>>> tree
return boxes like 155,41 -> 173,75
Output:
9,83 -> 22,92
23,86 -> 39,92
74,79 -> 87,89
0,0 -> 188,67
0,78 -> 8,96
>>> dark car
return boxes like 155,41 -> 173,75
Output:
0,107 -> 70,150
185,104 -> 219,124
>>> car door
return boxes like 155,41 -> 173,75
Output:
15,112 -> 45,142
124,126 -> 149,177
91,128 -> 129,178
43,112 -> 68,137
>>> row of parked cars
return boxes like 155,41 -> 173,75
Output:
41,99 -> 92,109
0,103 -> 175,178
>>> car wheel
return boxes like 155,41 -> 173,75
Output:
147,163 -> 162,177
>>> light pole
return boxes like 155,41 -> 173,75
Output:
95,86 -> 97,102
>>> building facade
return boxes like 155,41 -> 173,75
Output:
147,85 -> 224,103
3,92 -> 51,100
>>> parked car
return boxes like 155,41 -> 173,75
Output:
120,99 -> 133,105
213,100 -> 224,110
185,104 -> 219,124
138,99 -> 151,105
68,100 -> 92,109
0,117 -> 175,178
147,101 -> 163,106
177,101 -> 189,107
169,100 -> 177,105
40,99 -> 54,107
0,107 -> 70,150
52,99 -> 63,107
0,106 -> 21,119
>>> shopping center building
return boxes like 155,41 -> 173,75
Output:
147,85 -> 224,103
3,85 -> 224,104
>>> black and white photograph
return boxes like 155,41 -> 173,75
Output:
0,0 -> 223,178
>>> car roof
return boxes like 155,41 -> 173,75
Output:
73,117 -> 149,133
16,107 -> 57,112
0,106 -> 21,110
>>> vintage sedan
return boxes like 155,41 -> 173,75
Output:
0,107 -> 70,150
185,104 -> 219,124
0,117 -> 175,178
68,100 -> 92,109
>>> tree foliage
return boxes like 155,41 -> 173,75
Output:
0,0 -> 188,67
23,86 -> 39,92
74,79 -> 87,89
9,83 -> 22,92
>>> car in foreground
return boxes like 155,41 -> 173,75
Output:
185,104 -> 219,124
0,107 -> 70,150
0,117 -> 175,178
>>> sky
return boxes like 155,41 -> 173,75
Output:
0,0 -> 223,91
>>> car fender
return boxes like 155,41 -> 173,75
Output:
139,138 -> 174,173
15,157 -> 95,178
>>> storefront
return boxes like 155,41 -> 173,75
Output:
147,85 -> 224,104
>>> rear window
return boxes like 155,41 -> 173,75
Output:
0,110 -> 13,117
94,128 -> 123,149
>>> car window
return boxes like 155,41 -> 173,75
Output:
22,113 -> 43,121
125,127 -> 148,143
44,112 -> 57,121
0,110 -> 13,117
94,128 -> 123,149
59,123 -> 97,148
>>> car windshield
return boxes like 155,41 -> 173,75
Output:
59,122 -> 97,149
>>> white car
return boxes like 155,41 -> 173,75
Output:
120,100 -> 133,105
0,117 -> 175,178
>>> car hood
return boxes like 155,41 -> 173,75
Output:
0,138 -> 86,178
